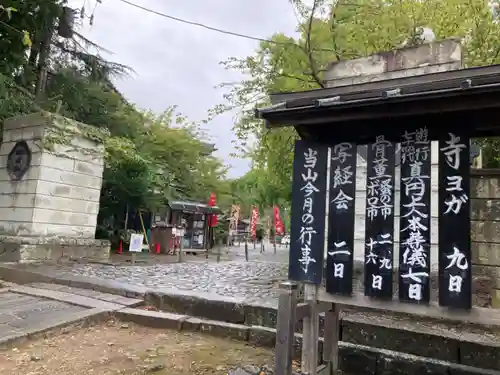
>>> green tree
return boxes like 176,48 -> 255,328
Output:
215,0 -> 500,207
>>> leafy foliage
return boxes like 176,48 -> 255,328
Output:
0,0 -> 228,237
216,0 -> 500,211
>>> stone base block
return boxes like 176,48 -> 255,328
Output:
0,236 -> 110,263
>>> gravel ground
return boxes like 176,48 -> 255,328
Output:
0,318 -> 275,375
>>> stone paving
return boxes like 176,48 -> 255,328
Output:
0,292 -> 88,340
19,244 -> 291,305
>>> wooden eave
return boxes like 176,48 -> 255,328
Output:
256,64 -> 500,143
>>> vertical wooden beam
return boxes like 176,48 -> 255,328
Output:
302,283 -> 319,375
275,281 -> 299,375
323,303 -> 341,373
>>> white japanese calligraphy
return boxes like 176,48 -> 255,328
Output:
441,133 -> 469,216
332,166 -> 353,189
399,128 -> 431,299
333,263 -> 344,278
372,275 -> 383,290
366,135 -> 393,221
331,143 -> 354,212
298,147 -> 322,274
448,275 -> 463,293
365,234 -> 393,275
331,190 -> 353,211
445,246 -> 469,270
440,133 -> 466,170
332,143 -> 352,164
328,241 -> 351,279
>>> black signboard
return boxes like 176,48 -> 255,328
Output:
326,142 -> 357,295
364,135 -> 396,299
289,140 -> 329,284
438,132 -> 471,309
398,128 -> 432,304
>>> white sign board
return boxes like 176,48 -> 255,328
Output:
129,233 -> 144,253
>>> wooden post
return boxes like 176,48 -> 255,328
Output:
216,238 -> 221,263
323,303 -> 341,374
244,237 -> 249,261
273,232 -> 277,254
177,231 -> 183,263
275,281 -> 298,375
131,252 -> 136,265
302,283 -> 319,375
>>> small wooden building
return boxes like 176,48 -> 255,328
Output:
150,200 -> 221,253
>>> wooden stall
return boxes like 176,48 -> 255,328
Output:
167,200 -> 221,252
256,64 -> 500,375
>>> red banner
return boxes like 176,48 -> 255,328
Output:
208,192 -> 218,227
273,206 -> 284,236
250,207 -> 259,239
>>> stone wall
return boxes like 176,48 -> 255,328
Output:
0,112 -> 110,262
470,170 -> 500,307
0,112 -> 104,238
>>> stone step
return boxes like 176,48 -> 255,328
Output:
144,291 -> 500,372
27,282 -> 143,307
113,307 -> 500,375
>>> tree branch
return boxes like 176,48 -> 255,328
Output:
304,0 -> 325,88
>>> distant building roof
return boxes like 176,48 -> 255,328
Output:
168,200 -> 221,214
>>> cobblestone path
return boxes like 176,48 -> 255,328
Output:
24,245 -> 291,304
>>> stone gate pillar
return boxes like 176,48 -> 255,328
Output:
0,111 -> 110,262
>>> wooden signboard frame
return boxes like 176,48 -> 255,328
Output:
256,64 -> 500,375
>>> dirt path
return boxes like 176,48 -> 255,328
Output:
0,319 -> 274,375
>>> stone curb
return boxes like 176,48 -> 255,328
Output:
9,285 -> 126,311
112,308 -> 500,375
0,308 -> 111,349
143,291 -> 500,370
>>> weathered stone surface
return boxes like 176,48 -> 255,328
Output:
0,291 -> 94,346
0,113 -> 104,239
341,318 -> 459,362
471,174 -> 500,199
471,199 -> 500,221
150,293 -> 246,324
471,242 -> 500,267
114,308 -> 184,330
473,265 -> 500,289
200,320 -> 249,341
377,353 -> 449,375
472,276 -> 493,307
338,342 -> 378,375
0,236 -> 110,263
471,220 -> 500,243
244,304 -> 277,327
249,326 -> 275,348
460,341 -> 500,371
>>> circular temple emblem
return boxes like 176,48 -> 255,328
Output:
7,140 -> 32,181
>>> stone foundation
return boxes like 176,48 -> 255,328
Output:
0,236 -> 110,263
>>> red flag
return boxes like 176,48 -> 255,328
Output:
250,207 -> 259,239
273,206 -> 284,236
208,192 -> 218,227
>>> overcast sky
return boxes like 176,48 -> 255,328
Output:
69,0 -> 299,177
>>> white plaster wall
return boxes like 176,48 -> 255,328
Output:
0,112 -> 104,238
